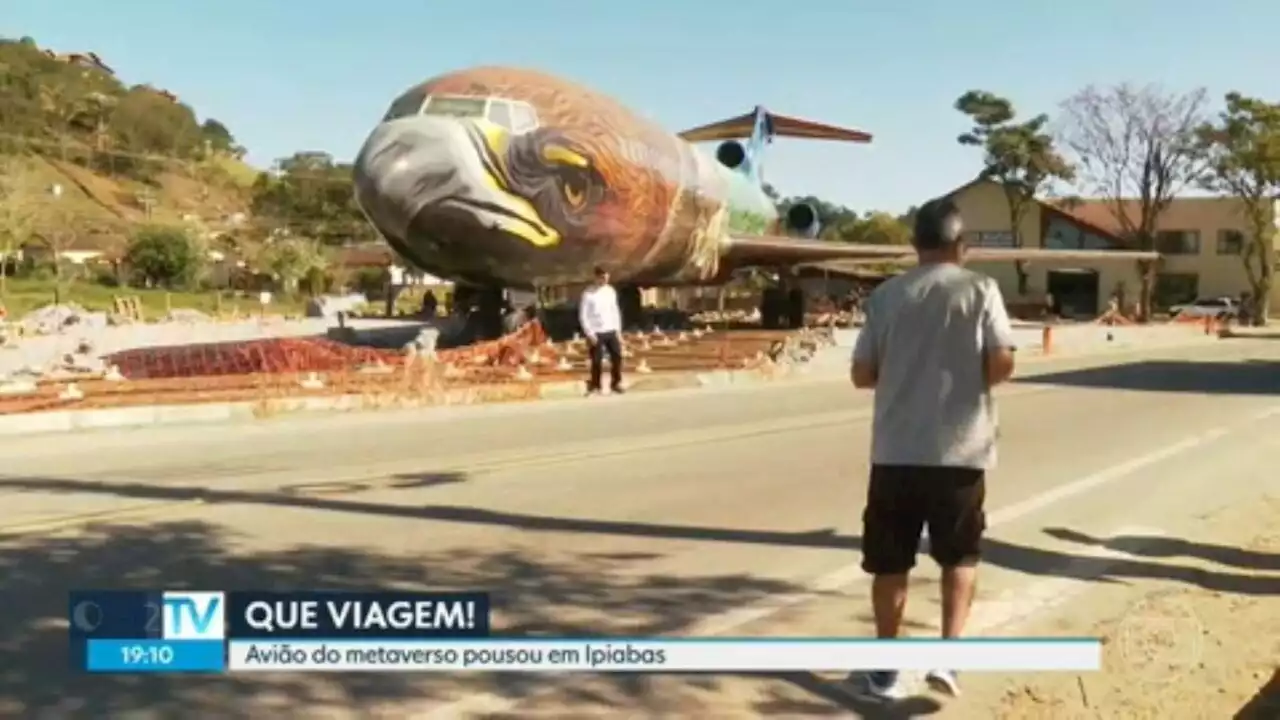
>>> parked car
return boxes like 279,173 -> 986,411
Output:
1169,297 -> 1238,319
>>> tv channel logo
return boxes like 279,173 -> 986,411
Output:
162,591 -> 225,640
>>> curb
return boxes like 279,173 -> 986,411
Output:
0,365 -> 789,438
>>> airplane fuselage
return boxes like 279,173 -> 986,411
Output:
353,66 -> 781,289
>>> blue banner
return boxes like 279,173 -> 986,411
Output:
87,639 -> 225,673
226,591 -> 491,638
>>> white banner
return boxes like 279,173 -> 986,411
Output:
227,638 -> 1101,672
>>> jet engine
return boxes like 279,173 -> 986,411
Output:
715,140 -> 747,170
783,202 -> 821,238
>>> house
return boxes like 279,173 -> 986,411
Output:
44,50 -> 114,75
333,244 -> 449,286
947,179 -> 1280,317
18,241 -> 110,267
138,85 -> 179,103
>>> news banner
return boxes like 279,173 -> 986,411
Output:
69,591 -> 1101,673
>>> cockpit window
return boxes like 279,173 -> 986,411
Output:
510,102 -> 539,132
422,96 -> 487,118
382,88 -> 429,121
486,101 -> 514,130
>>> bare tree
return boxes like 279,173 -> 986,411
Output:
38,196 -> 79,306
0,158 -> 42,298
1058,84 -> 1209,319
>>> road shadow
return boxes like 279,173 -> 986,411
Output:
755,672 -> 943,718
0,472 -> 1274,716
1013,359 -> 1280,395
0,473 -> 1275,603
1235,668 -> 1280,719
0,515 -> 869,718
1044,528 -> 1280,572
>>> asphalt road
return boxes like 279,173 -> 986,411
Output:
0,338 -> 1277,718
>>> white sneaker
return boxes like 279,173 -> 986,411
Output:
925,669 -> 961,697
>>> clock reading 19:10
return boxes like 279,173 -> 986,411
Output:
84,638 -> 226,672
121,643 -> 176,665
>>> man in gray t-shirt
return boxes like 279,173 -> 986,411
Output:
846,197 -> 1017,702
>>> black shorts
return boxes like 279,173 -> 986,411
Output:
861,464 -> 987,575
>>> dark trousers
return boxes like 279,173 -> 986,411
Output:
587,331 -> 623,392
861,464 -> 987,575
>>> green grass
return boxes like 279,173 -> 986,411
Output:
210,155 -> 261,188
0,277 -> 309,320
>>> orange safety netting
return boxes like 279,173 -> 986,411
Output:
105,321 -> 552,381
107,337 -> 404,380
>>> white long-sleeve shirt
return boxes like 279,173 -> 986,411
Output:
579,284 -> 622,335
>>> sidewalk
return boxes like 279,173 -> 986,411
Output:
974,495 -> 1280,719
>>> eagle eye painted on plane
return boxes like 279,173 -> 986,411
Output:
498,129 -> 607,237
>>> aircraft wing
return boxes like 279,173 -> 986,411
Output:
722,238 -> 1161,274
720,235 -> 912,270
807,247 -> 1162,274
679,110 -> 873,144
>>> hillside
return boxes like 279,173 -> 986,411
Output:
0,36 -> 259,248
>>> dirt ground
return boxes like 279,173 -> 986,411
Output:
970,495 -> 1280,720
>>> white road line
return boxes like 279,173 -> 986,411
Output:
422,402 -> 1280,718
691,403 -> 1279,638
962,525 -> 1169,635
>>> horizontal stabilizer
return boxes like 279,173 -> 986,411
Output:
679,110 -> 872,144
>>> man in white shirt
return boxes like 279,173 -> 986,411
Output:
579,265 -> 625,395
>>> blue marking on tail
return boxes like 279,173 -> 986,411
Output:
744,105 -> 773,182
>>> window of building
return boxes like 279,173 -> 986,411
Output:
381,88 -> 430,121
422,95 -> 487,118
972,231 -> 1015,247
1216,229 -> 1245,255
1153,272 -> 1199,311
485,101 -> 514,130
1045,217 -> 1114,250
1155,230 -> 1200,255
1081,232 -> 1112,250
1044,219 -> 1080,250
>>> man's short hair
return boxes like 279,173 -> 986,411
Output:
913,197 -> 965,250
593,265 -> 609,278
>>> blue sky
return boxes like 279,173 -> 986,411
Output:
7,1 -> 1278,213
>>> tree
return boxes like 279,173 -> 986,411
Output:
1195,93 -> 1280,326
956,90 -> 1075,295
125,224 -> 203,288
200,119 -> 235,153
37,190 -> 81,305
1058,84 -> 1208,320
0,158 -> 41,297
842,212 -> 913,246
253,236 -> 329,294
250,152 -> 374,245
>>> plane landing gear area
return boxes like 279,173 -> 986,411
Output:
758,287 -> 807,330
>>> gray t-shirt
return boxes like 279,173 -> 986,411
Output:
852,263 -> 1016,470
